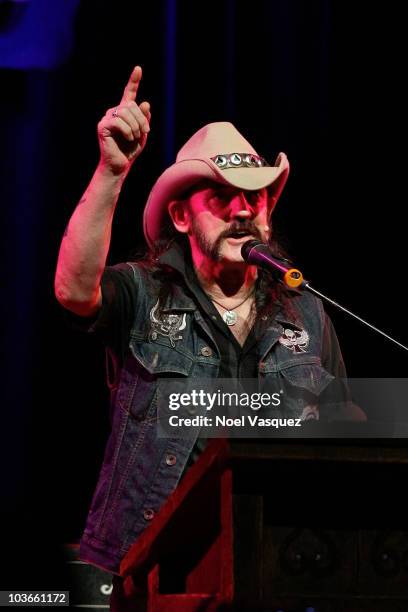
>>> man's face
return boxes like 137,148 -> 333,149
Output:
185,180 -> 271,264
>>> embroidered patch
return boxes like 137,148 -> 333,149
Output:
278,328 -> 309,353
149,299 -> 187,347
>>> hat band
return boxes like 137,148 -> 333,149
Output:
211,153 -> 269,169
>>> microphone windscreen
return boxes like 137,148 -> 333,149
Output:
241,239 -> 263,261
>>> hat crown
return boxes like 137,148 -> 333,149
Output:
176,121 -> 258,162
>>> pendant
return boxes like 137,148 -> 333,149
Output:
222,310 -> 237,326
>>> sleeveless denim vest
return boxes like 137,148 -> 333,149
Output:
79,261 -> 334,574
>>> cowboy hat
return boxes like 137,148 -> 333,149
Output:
143,122 -> 289,246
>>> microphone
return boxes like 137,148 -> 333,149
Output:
241,240 -> 306,288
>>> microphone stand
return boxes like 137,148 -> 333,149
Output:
303,284 -> 408,353
242,240 -> 408,353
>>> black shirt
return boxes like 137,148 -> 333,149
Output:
159,245 -> 279,379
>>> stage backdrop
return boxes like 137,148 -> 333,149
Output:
0,0 -> 406,589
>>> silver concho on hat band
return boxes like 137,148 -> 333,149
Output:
149,299 -> 186,347
211,153 -> 269,169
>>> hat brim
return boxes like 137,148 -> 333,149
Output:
143,153 -> 289,246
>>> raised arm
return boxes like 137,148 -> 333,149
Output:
54,65 -> 151,316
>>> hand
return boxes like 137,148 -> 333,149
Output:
97,66 -> 151,175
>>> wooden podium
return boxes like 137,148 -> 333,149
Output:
120,439 -> 234,611
120,434 -> 408,611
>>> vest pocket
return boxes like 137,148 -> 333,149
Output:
130,341 -> 194,376
125,342 -> 194,423
278,361 -> 334,396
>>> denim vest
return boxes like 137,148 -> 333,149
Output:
79,260 -> 334,574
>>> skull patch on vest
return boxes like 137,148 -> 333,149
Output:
278,328 -> 309,353
149,299 -> 187,347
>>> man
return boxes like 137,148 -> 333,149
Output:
55,66 -> 350,582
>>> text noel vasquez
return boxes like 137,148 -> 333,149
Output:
168,414 -> 303,428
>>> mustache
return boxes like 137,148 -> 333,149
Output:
220,221 -> 263,240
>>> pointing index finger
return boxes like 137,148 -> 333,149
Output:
121,65 -> 142,103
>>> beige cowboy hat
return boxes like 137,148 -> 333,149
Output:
143,121 -> 289,246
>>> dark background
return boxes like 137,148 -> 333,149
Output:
0,0 -> 406,589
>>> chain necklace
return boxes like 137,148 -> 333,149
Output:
208,289 -> 255,326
